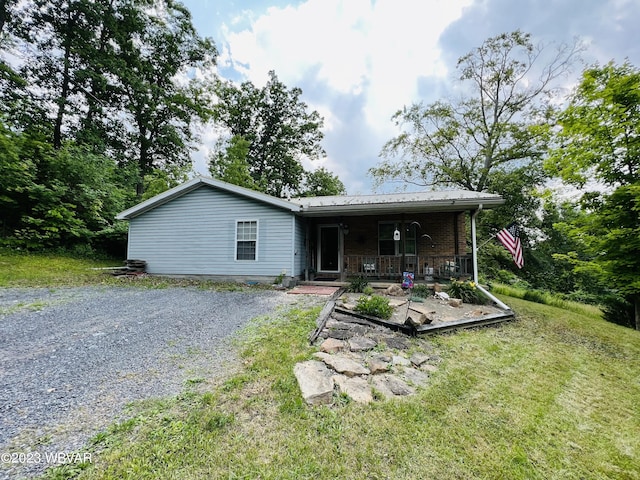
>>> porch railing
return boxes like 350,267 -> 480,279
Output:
343,254 -> 473,281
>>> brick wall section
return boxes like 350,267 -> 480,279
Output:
336,212 -> 468,257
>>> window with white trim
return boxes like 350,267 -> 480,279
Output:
236,220 -> 258,261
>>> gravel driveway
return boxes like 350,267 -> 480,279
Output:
0,286 -> 312,479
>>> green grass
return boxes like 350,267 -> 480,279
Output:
0,248 -> 119,287
489,282 -> 604,319
0,249 -> 271,291
40,296 -> 640,479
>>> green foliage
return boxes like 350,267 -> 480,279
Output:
355,294 -> 393,319
212,71 -> 327,197
372,30 -> 578,192
411,284 -> 432,298
447,280 -> 488,305
347,276 -> 369,293
546,61 -> 640,329
300,167 -> 346,197
209,135 -> 263,191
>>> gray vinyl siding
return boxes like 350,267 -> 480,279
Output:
127,186 -> 295,276
293,216 -> 307,276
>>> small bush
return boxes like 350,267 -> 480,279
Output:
355,295 -> 393,319
348,276 -> 369,293
447,280 -> 488,305
362,285 -> 375,295
411,284 -> 431,298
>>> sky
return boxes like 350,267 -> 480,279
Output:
181,0 -> 640,195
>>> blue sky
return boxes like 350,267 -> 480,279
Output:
181,0 -> 640,194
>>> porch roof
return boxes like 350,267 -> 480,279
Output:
296,190 -> 504,216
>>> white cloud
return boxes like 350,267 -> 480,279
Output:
221,0 -> 471,125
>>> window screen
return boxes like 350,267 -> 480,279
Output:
236,221 -> 257,260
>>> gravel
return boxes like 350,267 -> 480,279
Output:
0,286 -> 315,479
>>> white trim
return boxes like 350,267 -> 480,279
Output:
235,219 -> 259,262
117,177 -> 301,220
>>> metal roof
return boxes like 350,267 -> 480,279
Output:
295,190 -> 504,216
116,177 -> 504,220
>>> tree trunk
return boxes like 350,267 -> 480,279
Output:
634,296 -> 640,331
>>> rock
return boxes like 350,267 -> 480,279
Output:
348,336 -> 377,352
407,304 -> 436,323
469,308 -> 488,317
342,303 -> 357,311
333,375 -> 373,404
371,375 -> 395,399
421,364 -> 439,373
435,291 -> 449,301
405,308 -> 429,326
314,352 -> 370,377
368,356 -> 390,374
325,319 -> 350,330
293,361 -> 334,405
320,338 -> 345,353
448,298 -> 463,308
385,285 -> 404,296
327,329 -> 354,340
410,353 -> 430,367
384,336 -> 410,350
401,367 -> 430,387
388,298 -> 408,307
385,374 -> 415,396
433,283 -> 443,293
392,355 -> 412,367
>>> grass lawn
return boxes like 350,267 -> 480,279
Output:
39,296 -> 640,479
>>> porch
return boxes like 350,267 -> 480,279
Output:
342,254 -> 473,281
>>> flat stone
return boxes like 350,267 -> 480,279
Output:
368,357 -> 390,374
421,364 -> 439,373
388,298 -> 408,307
333,374 -> 373,404
294,361 -> 334,406
327,329 -> 354,340
385,375 -> 415,396
385,285 -> 404,296
448,298 -> 463,308
392,355 -> 412,367
410,353 -> 431,367
401,367 -> 430,387
372,374 -> 415,397
326,319 -> 351,330
320,338 -> 345,353
348,336 -> 377,352
384,336 -> 410,350
371,375 -> 395,399
405,309 -> 427,326
408,304 -> 437,323
314,352 -> 370,377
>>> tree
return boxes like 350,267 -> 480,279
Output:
110,0 -> 217,195
371,30 -> 580,193
299,167 -> 346,197
547,61 -> 640,329
209,135 -> 262,191
213,71 -> 325,197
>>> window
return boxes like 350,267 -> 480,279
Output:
378,222 -> 417,255
236,220 -> 257,261
378,223 -> 396,255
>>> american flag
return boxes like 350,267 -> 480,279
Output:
497,223 -> 524,269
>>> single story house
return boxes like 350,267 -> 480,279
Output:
116,176 -> 504,284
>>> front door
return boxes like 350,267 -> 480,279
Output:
319,225 -> 340,272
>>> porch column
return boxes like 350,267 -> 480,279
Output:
471,205 -> 483,283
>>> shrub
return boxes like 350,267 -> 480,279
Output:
446,280 -> 488,305
348,276 -> 369,293
355,295 -> 393,319
411,284 -> 431,298
362,285 -> 375,295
